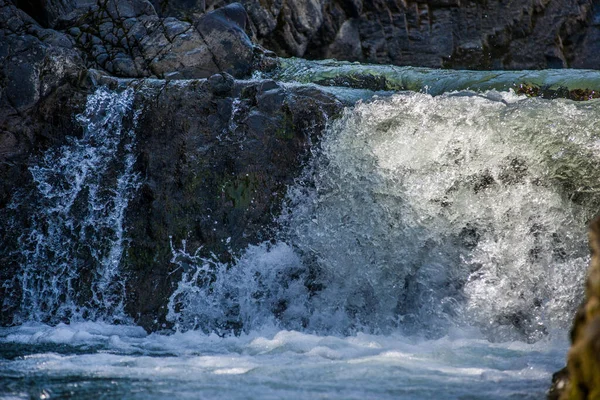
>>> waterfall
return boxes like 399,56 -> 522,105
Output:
168,90 -> 596,342
9,88 -> 140,324
3,84 -> 596,344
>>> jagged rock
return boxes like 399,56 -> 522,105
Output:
548,367 -> 569,400
119,76 -> 342,330
60,1 -> 256,78
0,0 -> 86,163
558,217 -> 600,399
155,0 -> 599,70
0,1 -> 82,112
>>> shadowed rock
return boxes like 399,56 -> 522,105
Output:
116,75 -> 342,330
555,217 -> 600,399
157,0 -> 600,70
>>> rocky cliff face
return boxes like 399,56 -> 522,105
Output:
154,0 -> 600,70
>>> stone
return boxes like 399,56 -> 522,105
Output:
193,0 -> 599,70
191,3 -> 255,78
53,1 -> 257,78
207,71 -> 234,95
120,77 -> 342,330
556,217 -> 600,399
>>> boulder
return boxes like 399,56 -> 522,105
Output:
119,75 -> 342,330
55,1 -> 257,78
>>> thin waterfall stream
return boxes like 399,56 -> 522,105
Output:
7,88 -> 140,325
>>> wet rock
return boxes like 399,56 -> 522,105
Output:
0,1 -> 89,325
121,78 -> 342,330
191,0 -> 598,70
556,217 -> 600,399
548,366 -> 569,400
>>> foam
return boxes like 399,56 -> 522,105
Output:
0,323 -> 567,398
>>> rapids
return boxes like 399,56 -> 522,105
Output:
170,90 -> 593,343
3,73 -> 600,398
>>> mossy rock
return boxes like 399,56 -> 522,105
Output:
558,218 -> 600,399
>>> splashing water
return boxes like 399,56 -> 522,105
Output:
2,86 -> 600,399
10,88 -> 140,324
0,322 -> 567,400
169,91 -> 596,343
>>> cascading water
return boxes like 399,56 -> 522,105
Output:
2,84 -> 600,399
8,87 -> 140,324
168,90 -> 593,344
283,90 -> 592,341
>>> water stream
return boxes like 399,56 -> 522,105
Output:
7,88 -> 140,325
2,77 -> 600,398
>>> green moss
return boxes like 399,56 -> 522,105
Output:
514,83 -> 541,97
275,110 -> 296,140
314,73 -> 393,91
221,173 -> 259,209
514,83 -> 600,101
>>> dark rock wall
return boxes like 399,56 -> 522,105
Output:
155,0 -> 600,70
120,77 -> 341,329
0,0 -> 89,324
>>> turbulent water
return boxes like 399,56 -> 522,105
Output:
0,322 -> 566,399
3,82 -> 600,399
7,88 -> 140,325
272,58 -> 600,95
170,90 -> 593,342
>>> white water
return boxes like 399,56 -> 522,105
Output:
0,322 -> 567,399
3,89 -> 600,398
7,88 -> 140,324
169,91 -> 594,342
